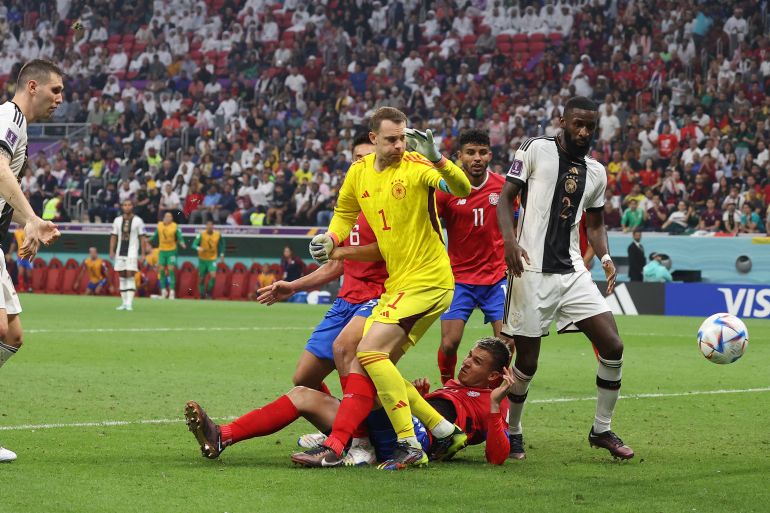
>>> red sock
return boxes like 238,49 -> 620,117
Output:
437,348 -> 457,385
323,373 -> 375,456
318,382 -> 331,396
220,395 -> 299,444
339,374 -> 348,391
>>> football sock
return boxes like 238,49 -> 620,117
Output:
199,281 -> 205,297
507,366 -> 533,436
322,372 -> 375,456
437,347 -> 457,384
0,341 -> 19,369
318,382 -> 331,396
338,374 -> 348,391
126,278 -> 136,306
159,268 -> 167,290
207,276 -> 215,293
220,395 -> 299,445
403,378 -> 454,438
119,277 -> 129,304
168,268 -> 176,290
357,351 -> 416,442
594,355 -> 622,433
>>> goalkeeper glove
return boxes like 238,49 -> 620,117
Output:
405,128 -> 443,164
309,233 -> 335,264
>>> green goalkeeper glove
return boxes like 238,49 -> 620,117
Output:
405,128 -> 443,164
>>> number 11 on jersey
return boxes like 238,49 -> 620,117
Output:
473,208 -> 484,227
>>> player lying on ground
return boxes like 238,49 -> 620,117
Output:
497,95 -> 634,460
184,338 -> 514,466
0,59 -> 63,462
435,128 -> 517,384
294,107 -> 472,470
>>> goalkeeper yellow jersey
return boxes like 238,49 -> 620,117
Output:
328,151 -> 470,291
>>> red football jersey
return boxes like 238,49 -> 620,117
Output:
337,213 -> 388,304
426,379 -> 509,446
435,172 -> 511,285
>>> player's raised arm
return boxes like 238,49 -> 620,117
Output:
485,366 -> 514,465
406,128 -> 471,197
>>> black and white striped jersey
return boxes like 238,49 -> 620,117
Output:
0,101 -> 27,243
506,136 -> 606,274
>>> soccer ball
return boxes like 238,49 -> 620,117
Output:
697,313 -> 749,364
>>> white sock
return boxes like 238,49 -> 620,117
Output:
119,277 -> 129,304
430,418 -> 455,439
126,289 -> 135,307
401,435 -> 422,450
0,341 -> 19,369
507,366 -> 533,436
594,355 -> 623,433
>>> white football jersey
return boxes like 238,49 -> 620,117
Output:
0,101 -> 28,241
506,136 -> 606,274
112,215 -> 146,258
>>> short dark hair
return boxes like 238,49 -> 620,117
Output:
564,96 -> 598,116
369,107 -> 407,132
352,132 -> 373,149
457,129 -> 490,150
17,59 -> 64,89
474,337 -> 511,372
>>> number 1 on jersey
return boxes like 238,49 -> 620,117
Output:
378,209 -> 391,231
473,208 -> 485,227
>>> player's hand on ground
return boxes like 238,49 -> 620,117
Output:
20,218 -> 60,259
256,281 -> 294,305
309,234 -> 334,264
503,239 -> 530,278
404,128 -> 442,163
412,377 -> 431,396
603,259 -> 617,295
491,367 -> 515,408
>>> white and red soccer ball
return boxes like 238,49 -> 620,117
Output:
697,313 -> 749,365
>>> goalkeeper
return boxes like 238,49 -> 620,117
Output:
293,107 -> 473,470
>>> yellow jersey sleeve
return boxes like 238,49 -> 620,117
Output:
328,158 -> 366,244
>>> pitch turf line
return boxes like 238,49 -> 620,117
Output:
26,326 -> 316,334
2,387 -> 769,432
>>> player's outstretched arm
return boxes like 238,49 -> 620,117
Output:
584,208 -> 616,294
256,260 -> 344,305
497,181 -> 529,277
330,242 -> 383,262
406,128 -> 471,197
0,153 -> 60,258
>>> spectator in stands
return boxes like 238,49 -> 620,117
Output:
662,201 -> 690,234
739,203 -> 763,234
698,198 -> 722,233
42,188 -> 69,222
621,199 -> 644,233
280,246 -> 304,282
266,183 -> 290,226
159,182 -> 182,220
189,184 -> 221,224
722,202 -> 741,235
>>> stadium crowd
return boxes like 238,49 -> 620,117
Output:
3,0 -> 770,235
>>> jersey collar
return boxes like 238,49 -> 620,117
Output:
470,171 -> 489,191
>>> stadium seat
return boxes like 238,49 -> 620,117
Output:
548,32 -> 563,45
60,259 -> 80,295
31,258 -> 47,292
529,33 -> 546,42
44,258 -> 64,294
249,262 -> 262,274
246,272 -> 261,301
228,263 -> 248,301
144,266 -> 159,297
176,263 -> 200,299
529,41 -> 547,53
212,262 -> 231,299
511,34 -> 528,44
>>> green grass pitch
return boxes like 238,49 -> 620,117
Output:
1,295 -> 768,513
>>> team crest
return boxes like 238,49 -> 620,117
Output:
466,391 -> 480,398
488,193 -> 499,205
565,177 -> 577,194
391,179 -> 406,200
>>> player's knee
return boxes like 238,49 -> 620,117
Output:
598,337 -> 624,361
286,386 -> 313,409
439,336 -> 460,354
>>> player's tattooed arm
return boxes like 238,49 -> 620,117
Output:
330,242 -> 383,262
498,181 -> 529,277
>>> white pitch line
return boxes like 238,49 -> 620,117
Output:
2,387 -> 769,432
26,326 -> 316,334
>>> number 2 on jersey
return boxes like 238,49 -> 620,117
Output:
378,209 -> 392,231
473,208 -> 485,227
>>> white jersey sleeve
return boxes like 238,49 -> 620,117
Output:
136,217 -> 146,236
506,138 -> 536,183
0,102 -> 24,157
584,159 -> 607,210
111,217 -> 121,236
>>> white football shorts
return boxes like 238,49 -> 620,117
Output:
502,269 -> 609,338
114,256 -> 138,272
0,249 -> 22,315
